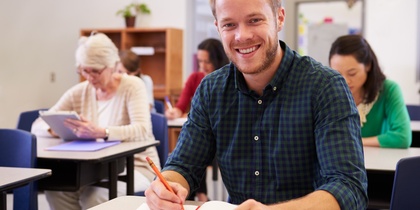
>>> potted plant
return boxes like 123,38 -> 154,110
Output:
116,3 -> 151,28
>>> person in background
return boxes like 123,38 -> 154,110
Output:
165,38 -> 229,120
31,32 -> 160,210
329,34 -> 411,148
117,49 -> 156,113
145,0 -> 368,209
164,38 -> 229,202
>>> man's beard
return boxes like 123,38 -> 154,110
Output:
233,39 -> 278,75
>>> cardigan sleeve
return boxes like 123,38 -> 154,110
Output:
31,82 -> 87,137
377,81 -> 412,148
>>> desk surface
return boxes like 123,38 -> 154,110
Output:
88,196 -> 201,210
167,118 -> 187,128
0,167 -> 51,192
411,121 -> 420,131
37,137 -> 159,161
364,146 -> 420,171
36,137 -> 159,195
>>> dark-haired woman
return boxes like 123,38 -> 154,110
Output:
329,34 -> 411,148
165,38 -> 229,120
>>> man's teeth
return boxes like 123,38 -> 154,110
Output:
239,46 -> 257,54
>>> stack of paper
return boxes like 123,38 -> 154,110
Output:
131,46 -> 155,55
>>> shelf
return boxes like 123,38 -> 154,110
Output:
80,28 -> 183,100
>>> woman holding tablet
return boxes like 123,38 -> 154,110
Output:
32,32 -> 160,210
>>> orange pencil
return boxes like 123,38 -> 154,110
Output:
146,156 -> 184,210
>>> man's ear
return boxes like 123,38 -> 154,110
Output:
214,20 -> 221,36
277,7 -> 286,32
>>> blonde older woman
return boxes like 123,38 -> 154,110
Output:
32,32 -> 160,210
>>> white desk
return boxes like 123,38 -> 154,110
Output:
0,167 -> 51,210
88,196 -> 202,210
364,146 -> 420,171
36,137 -> 159,200
411,121 -> 420,131
167,117 -> 187,128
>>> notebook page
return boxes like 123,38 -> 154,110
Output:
137,200 -> 237,210
198,200 -> 237,209
136,203 -> 197,210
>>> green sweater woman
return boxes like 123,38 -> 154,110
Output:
329,35 -> 411,148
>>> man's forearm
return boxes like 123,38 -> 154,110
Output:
162,170 -> 190,194
272,190 -> 340,210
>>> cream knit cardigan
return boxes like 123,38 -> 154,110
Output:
32,74 -> 160,170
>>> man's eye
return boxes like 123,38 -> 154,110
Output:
250,18 -> 262,23
223,23 -> 235,28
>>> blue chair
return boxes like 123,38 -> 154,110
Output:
406,105 -> 420,121
0,129 -> 38,210
135,113 -> 169,196
151,112 -> 169,167
389,156 -> 420,210
17,109 -> 48,132
154,100 -> 165,115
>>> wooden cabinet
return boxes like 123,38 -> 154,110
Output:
80,28 -> 183,100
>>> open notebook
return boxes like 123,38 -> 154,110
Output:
137,201 -> 237,210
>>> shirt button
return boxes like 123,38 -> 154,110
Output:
258,100 -> 262,104
255,171 -> 260,176
254,136 -> 259,141
273,86 -> 277,91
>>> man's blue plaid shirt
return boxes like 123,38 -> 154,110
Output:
164,41 -> 368,210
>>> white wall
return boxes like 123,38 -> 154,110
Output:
364,0 -> 419,104
0,0 -> 187,128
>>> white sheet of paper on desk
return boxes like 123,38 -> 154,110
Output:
136,201 -> 237,210
131,46 -> 155,55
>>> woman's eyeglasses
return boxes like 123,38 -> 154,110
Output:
76,66 -> 107,77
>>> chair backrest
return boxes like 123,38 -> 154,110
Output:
17,109 -> 48,132
390,156 -> 420,210
0,129 -> 38,210
151,112 -> 169,167
154,100 -> 165,115
406,105 -> 420,121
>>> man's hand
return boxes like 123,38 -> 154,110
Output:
145,179 -> 188,210
235,199 -> 272,210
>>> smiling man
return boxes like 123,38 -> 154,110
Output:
144,0 -> 368,209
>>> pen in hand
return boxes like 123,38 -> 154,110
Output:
164,96 -> 173,110
146,156 -> 184,210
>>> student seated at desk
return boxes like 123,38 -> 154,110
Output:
329,35 -> 411,148
116,49 -> 156,113
145,0 -> 368,209
165,38 -> 229,120
31,32 -> 160,210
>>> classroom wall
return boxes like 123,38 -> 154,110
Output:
0,0 -> 188,128
0,0 -> 418,128
364,0 -> 419,104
